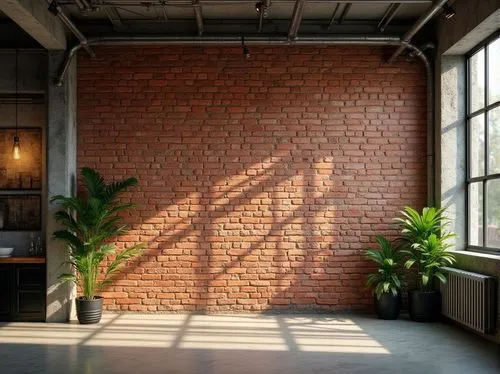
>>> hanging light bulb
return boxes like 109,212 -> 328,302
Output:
13,49 -> 20,160
12,136 -> 20,160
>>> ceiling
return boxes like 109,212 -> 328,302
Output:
50,0 -> 436,37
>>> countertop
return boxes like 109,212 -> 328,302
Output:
0,256 -> 46,264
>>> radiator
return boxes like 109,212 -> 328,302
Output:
441,267 -> 496,334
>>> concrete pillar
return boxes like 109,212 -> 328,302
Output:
438,55 -> 467,250
45,51 -> 77,322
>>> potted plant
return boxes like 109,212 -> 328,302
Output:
51,167 -> 143,324
365,236 -> 403,320
396,206 -> 455,322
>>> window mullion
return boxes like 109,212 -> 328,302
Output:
483,44 -> 488,248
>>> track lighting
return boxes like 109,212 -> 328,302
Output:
443,1 -> 456,19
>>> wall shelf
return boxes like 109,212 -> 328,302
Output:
0,189 -> 41,195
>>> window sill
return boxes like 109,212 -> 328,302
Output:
452,249 -> 500,261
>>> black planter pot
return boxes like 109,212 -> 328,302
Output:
75,296 -> 103,324
408,290 -> 441,322
375,292 -> 401,320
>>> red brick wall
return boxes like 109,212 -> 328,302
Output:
77,46 -> 427,312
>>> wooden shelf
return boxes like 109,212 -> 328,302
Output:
0,190 -> 42,195
0,256 -> 45,264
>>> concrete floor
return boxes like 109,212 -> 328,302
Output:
0,314 -> 498,374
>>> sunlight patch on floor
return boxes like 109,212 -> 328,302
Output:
0,314 -> 390,354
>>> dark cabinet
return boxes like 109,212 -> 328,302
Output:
0,264 -> 45,322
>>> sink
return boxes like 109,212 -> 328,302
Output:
0,247 -> 14,257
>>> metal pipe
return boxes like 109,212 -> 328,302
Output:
288,0 -> 307,39
54,34 -> 399,86
47,1 -> 95,57
61,0 -> 434,4
401,41 -> 434,205
387,0 -> 447,63
192,0 -> 204,36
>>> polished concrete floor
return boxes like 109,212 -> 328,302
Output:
0,313 -> 498,374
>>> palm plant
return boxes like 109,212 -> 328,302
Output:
395,206 -> 456,291
365,236 -> 403,299
51,167 -> 143,300
404,234 -> 455,291
395,206 -> 449,245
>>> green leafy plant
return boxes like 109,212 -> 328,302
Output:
365,236 -> 403,299
404,234 -> 455,291
51,167 -> 143,300
396,206 -> 456,291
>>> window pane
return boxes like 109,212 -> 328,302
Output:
469,182 -> 483,246
470,114 -> 485,178
488,107 -> 500,174
488,38 -> 500,105
470,49 -> 485,113
486,179 -> 500,248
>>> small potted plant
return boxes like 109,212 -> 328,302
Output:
51,167 -> 143,324
396,206 -> 456,322
365,235 -> 403,320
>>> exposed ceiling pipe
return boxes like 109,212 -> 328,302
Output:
192,0 -> 204,36
288,0 -> 307,40
47,0 -> 96,57
60,0 -> 434,4
56,34 -> 403,86
386,0 -> 447,63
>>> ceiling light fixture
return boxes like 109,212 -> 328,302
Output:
443,1 -> 456,19
13,49 -> 20,161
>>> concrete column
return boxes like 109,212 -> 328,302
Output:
46,51 -> 77,322
439,55 -> 467,250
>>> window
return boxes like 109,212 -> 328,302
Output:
467,32 -> 500,253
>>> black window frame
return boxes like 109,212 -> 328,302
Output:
466,30 -> 500,254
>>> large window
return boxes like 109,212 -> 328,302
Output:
467,32 -> 500,253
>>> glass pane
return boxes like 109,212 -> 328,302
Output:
488,38 -> 500,105
486,179 -> 500,248
469,182 -> 483,246
488,107 -> 500,174
470,49 -> 485,113
470,114 -> 485,178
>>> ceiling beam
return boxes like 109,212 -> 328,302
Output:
288,0 -> 307,39
326,3 -> 341,30
0,0 -> 66,49
377,3 -> 401,32
104,6 -> 126,31
338,3 -> 352,24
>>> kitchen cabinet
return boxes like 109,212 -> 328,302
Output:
0,263 -> 45,322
